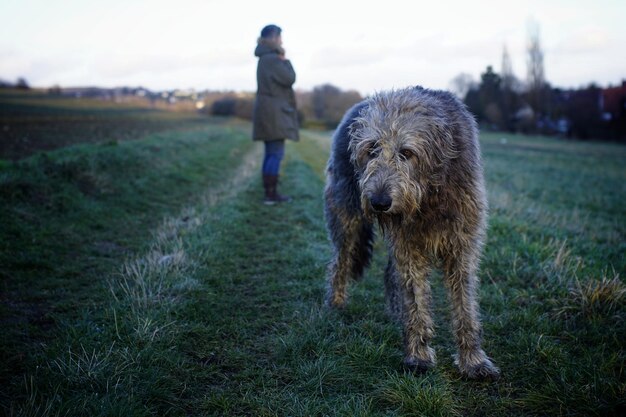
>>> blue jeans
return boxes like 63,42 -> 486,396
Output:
262,140 -> 285,176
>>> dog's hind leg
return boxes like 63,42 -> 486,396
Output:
324,190 -> 373,308
384,256 -> 402,321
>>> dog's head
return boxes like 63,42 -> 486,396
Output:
348,88 -> 460,222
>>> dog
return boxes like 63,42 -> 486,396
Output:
324,86 -> 500,379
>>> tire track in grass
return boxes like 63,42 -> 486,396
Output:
9,134 -> 264,416
181,136 -> 418,416
172,139 -> 340,415
109,139 -> 263,315
56,139 -> 267,415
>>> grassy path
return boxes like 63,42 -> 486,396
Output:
2,125 -> 625,416
1,120 -> 260,415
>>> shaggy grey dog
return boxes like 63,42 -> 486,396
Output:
324,86 -> 500,379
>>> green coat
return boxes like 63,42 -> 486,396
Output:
252,43 -> 299,141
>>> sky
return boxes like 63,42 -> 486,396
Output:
1,0 -> 624,95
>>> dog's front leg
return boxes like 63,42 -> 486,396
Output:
444,251 -> 500,380
393,247 -> 436,373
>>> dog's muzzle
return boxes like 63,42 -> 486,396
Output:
370,193 -> 392,212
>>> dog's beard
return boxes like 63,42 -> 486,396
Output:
375,212 -> 403,236
359,192 -> 406,237
358,170 -> 424,233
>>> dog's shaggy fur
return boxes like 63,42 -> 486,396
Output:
324,86 -> 500,379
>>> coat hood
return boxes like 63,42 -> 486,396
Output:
255,37 -> 285,57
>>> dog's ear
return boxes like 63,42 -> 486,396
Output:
424,119 -> 460,187
347,102 -> 369,139
348,119 -> 363,141
347,103 -> 371,167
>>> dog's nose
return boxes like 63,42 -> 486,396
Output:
370,194 -> 392,212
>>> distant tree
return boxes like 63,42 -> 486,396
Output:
449,73 -> 475,100
332,89 -> 361,120
16,77 -> 29,89
209,94 -> 254,120
500,45 -> 518,131
480,66 -> 503,127
526,21 -> 548,117
501,45 -> 515,91
565,84 -> 604,139
464,87 -> 482,120
311,84 -> 362,128
464,66 -> 507,129
233,96 -> 254,120
601,81 -> 626,141
485,102 -> 503,127
312,84 -> 341,120
296,109 -> 306,126
211,97 -> 236,116
48,85 -> 62,96
480,66 -> 501,100
295,90 -> 313,124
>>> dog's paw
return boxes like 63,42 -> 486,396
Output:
454,354 -> 500,380
402,356 -> 436,374
324,294 -> 347,309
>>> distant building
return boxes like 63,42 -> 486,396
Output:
601,80 -> 626,122
601,81 -> 626,140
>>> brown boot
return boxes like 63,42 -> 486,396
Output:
264,175 -> 291,204
262,174 -> 277,205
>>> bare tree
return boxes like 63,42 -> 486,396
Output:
501,45 -> 515,92
449,73 -> 475,100
501,45 -> 516,131
526,20 -> 546,115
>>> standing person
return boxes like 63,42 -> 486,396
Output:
253,24 -> 299,204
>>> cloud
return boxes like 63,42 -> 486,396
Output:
1,0 -> 624,91
552,26 -> 611,55
0,48 -> 88,86
310,44 -> 390,69
0,50 -> 33,78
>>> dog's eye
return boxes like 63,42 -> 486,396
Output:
368,146 -> 380,158
400,149 -> 414,160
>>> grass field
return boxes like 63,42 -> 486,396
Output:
0,94 -> 625,416
0,89 -> 209,160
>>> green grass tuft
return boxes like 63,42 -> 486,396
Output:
377,373 -> 462,417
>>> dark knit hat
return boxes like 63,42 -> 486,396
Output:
260,24 -> 282,38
